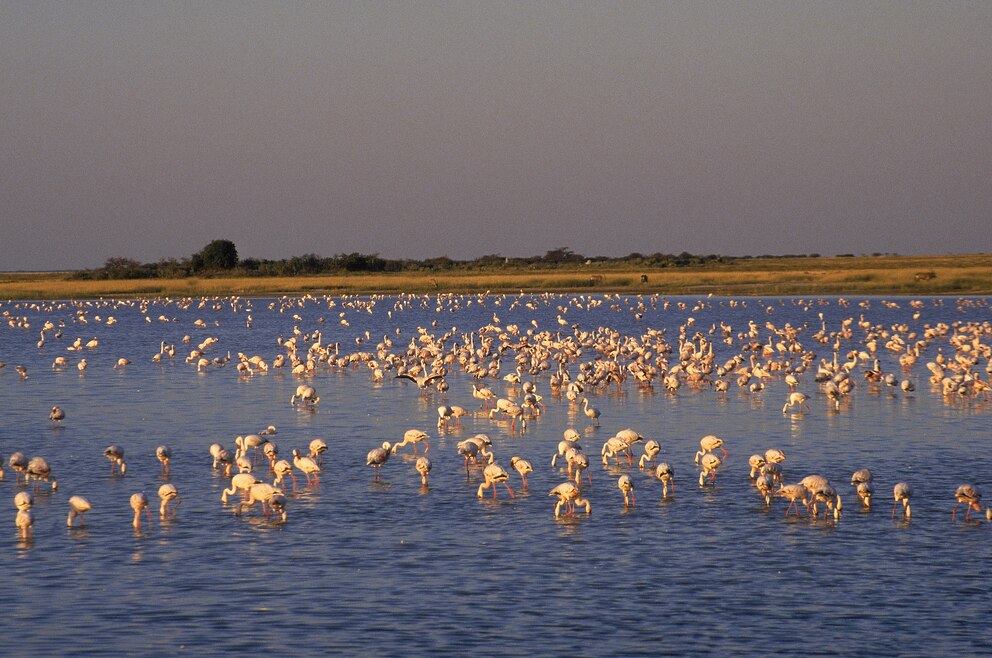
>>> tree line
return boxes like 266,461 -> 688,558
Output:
72,240 -> 822,280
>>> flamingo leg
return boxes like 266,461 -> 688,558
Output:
503,483 -> 515,499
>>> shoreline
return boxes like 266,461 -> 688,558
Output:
2,254 -> 991,299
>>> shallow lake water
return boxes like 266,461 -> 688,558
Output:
1,293 -> 990,656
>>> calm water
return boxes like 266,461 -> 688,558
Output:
1,293 -> 990,656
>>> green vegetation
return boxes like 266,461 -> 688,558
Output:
6,242 -> 992,298
4,252 -> 992,299
69,241 -> 750,281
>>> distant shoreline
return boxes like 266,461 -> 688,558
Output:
2,254 -> 990,299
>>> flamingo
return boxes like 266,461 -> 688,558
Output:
27,456 -> 56,490
67,495 -> 91,527
290,384 -> 319,406
448,405 -> 469,426
15,491 -> 33,538
103,445 -> 127,475
477,462 -> 515,499
850,468 -> 873,486
855,481 -> 874,509
776,483 -> 809,517
782,391 -> 811,414
617,474 -> 635,507
366,442 -> 392,479
395,371 -> 444,393
760,462 -> 783,486
567,449 -> 591,486
391,429 -> 430,455
748,454 -> 767,478
503,403 -> 527,432
293,449 -> 321,486
810,484 -> 842,519
764,448 -> 786,466
549,481 -> 591,518
799,475 -> 830,513
755,474 -> 774,506
415,456 -> 432,486
456,440 -> 482,472
308,438 -> 328,465
234,449 -> 255,473
552,437 -> 581,467
638,440 -> 661,470
698,452 -> 722,486
156,445 -> 172,475
581,398 -> 601,426
272,460 -> 297,491
211,447 -> 235,477
601,436 -> 629,466
9,452 -> 29,484
158,483 -> 181,517
509,456 -> 533,489
263,441 -> 279,469
130,492 -> 152,530
472,383 -> 496,408
892,482 -> 913,519
695,435 -> 728,464
824,380 -> 842,410
655,463 -> 675,498
239,483 -> 287,522
223,473 -> 262,503
614,429 -> 644,462
851,468 -> 874,508
952,484 -> 982,521
437,405 -> 455,429
236,434 -> 268,464
50,405 -> 65,423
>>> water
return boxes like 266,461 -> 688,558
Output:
1,293 -> 990,656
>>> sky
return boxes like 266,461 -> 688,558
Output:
2,1 -> 991,271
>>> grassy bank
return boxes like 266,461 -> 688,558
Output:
2,254 -> 991,300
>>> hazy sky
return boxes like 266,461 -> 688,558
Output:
2,1 -> 990,270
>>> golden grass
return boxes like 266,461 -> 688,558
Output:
2,254 -> 991,299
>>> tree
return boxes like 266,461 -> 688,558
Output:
542,247 -> 581,264
102,257 -> 144,279
193,240 -> 238,271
